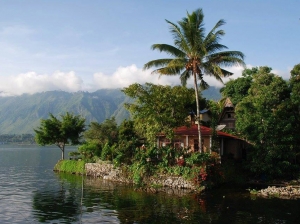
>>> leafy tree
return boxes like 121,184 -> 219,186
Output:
84,117 -> 118,146
122,83 -> 195,143
236,67 -> 297,178
34,112 -> 85,160
289,63 -> 300,156
144,8 -> 245,152
220,67 -> 254,105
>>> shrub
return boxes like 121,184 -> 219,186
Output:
78,141 -> 101,162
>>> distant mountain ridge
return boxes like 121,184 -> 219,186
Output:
0,87 -> 221,135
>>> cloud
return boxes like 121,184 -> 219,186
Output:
92,64 -> 246,90
92,64 -> 182,89
0,64 -> 291,96
0,71 -> 83,96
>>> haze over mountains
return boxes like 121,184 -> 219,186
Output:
0,87 -> 221,135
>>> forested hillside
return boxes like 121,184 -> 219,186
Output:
0,87 -> 221,135
0,89 -> 131,134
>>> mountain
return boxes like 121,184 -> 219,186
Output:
0,89 -> 132,135
0,87 -> 221,135
202,86 -> 222,100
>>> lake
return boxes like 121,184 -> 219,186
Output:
0,145 -> 299,223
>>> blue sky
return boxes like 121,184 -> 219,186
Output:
0,0 -> 299,96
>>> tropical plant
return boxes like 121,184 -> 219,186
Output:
34,112 -> 86,160
144,8 -> 245,152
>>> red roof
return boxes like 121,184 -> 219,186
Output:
173,124 -> 240,139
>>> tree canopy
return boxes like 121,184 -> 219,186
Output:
233,66 -> 299,178
34,112 -> 85,160
122,83 -> 196,143
84,117 -> 118,146
143,8 -> 245,152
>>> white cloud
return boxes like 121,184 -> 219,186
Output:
0,64 -> 292,97
0,71 -> 83,96
92,64 -> 182,89
92,64 -> 246,90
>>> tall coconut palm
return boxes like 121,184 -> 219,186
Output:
143,8 -> 245,152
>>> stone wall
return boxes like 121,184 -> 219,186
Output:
85,162 -> 199,191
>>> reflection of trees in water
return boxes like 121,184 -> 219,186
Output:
32,173 -> 82,223
82,185 -> 210,223
33,172 -> 298,223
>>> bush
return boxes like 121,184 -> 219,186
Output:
78,142 -> 101,162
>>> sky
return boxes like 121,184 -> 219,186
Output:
0,0 -> 299,96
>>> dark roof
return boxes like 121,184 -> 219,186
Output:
172,124 -> 240,139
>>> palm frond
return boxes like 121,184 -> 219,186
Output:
143,58 -> 174,70
202,64 -> 225,83
206,51 -> 246,67
151,44 -> 186,58
220,68 -> 233,77
155,66 -> 183,76
199,79 -> 210,90
180,70 -> 191,86
180,9 -> 205,54
166,20 -> 190,52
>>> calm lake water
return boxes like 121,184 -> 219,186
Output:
0,145 -> 300,223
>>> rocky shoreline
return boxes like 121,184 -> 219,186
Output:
250,185 -> 300,199
85,162 -> 201,193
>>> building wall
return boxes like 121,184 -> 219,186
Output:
158,135 -> 211,153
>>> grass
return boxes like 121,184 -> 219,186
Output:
54,160 -> 85,174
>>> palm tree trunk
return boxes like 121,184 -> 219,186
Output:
193,72 -> 202,153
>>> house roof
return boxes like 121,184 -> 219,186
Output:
172,124 -> 241,139
224,98 -> 234,108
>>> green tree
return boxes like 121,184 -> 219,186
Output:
34,112 -> 86,160
289,63 -> 300,156
122,83 -> 195,143
84,117 -> 118,146
220,67 -> 254,105
236,67 -> 297,178
144,8 -> 245,152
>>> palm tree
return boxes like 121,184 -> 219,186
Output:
143,8 -> 245,152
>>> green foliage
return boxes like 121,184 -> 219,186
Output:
185,152 -> 210,167
78,142 -> 101,162
235,66 -> 299,178
123,83 -> 195,142
84,117 -> 118,146
101,143 -> 112,161
113,119 -> 141,165
54,160 -> 85,174
289,63 -> 300,152
220,75 -> 252,106
34,112 -> 85,160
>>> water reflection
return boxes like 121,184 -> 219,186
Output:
32,173 -> 82,223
